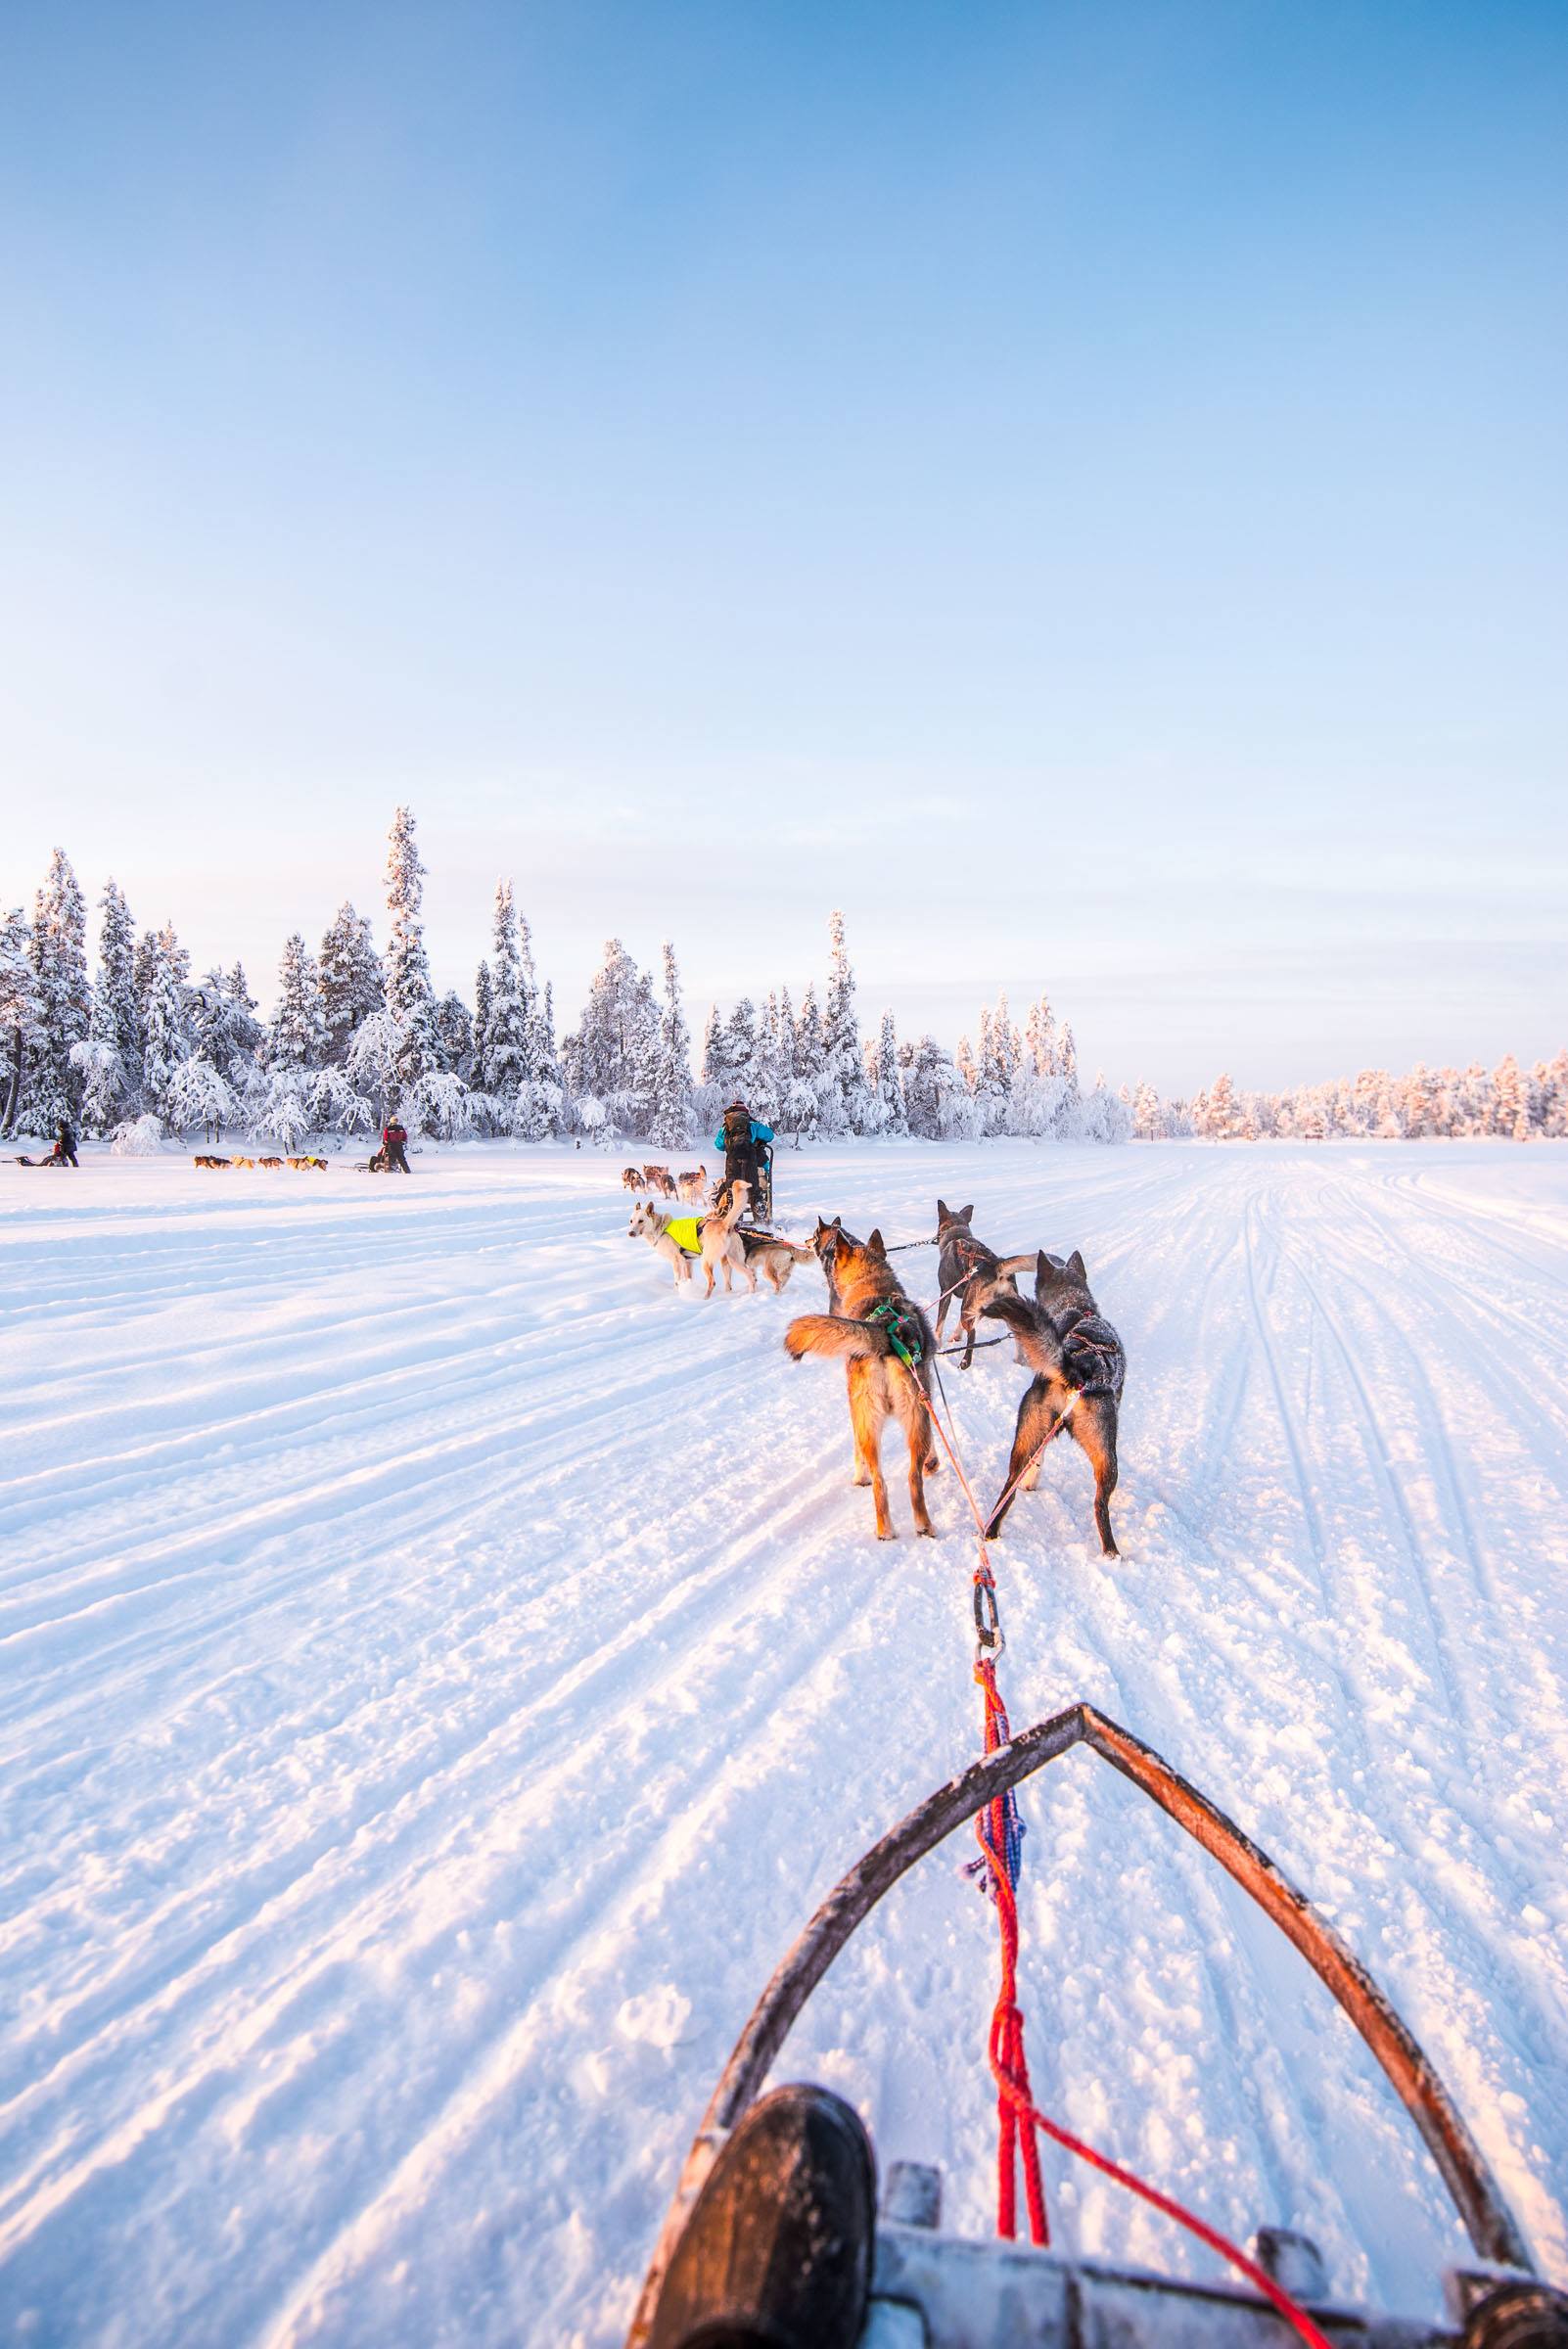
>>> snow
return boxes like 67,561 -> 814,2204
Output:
3,1139 -> 1566,2346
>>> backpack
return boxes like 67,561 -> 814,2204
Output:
723,1105 -> 753,1155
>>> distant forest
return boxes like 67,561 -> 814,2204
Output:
4,810 -> 1561,1149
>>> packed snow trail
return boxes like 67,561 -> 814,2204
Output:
2,1141 -> 1565,2348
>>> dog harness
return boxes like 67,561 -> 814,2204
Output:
863,1298 -> 925,1368
665,1215 -> 704,1258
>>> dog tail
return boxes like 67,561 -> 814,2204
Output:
993,1254 -> 1035,1279
980,1290 -> 1058,1370
784,1313 -> 890,1362
982,1292 -> 1124,1395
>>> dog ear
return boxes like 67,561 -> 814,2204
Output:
1066,1249 -> 1086,1281
961,1204 -> 974,1223
1036,1249 -> 1050,1294
867,1227 -> 887,1259
936,1198 -> 948,1221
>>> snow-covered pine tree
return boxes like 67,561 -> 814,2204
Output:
95,877 -> 142,1081
78,882 -> 141,1132
141,929 -> 195,1127
384,806 -> 440,1105
700,1003 -> 730,1098
822,909 -> 872,1134
901,1034 -> 975,1140
722,997 -> 759,1102
750,992 -> 786,1122
0,908 -> 46,1136
1492,1052 -> 1526,1140
569,941 -> 659,1129
26,848 -> 91,1128
1131,1080 -> 1161,1140
1024,992 -> 1057,1078
472,961 -> 493,1089
318,903 -> 384,1065
871,1008 -> 906,1135
267,935 -> 329,1070
224,966 -> 263,1071
1200,1072 -> 1237,1140
793,984 -> 824,1082
648,941 -> 694,1150
1059,1023 -> 1080,1098
483,881 -> 528,1099
516,904 -> 543,1070
436,990 -> 474,1077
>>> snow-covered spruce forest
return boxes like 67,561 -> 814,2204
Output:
5,806 -> 1565,1154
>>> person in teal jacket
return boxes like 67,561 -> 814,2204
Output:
716,1100 -> 774,1219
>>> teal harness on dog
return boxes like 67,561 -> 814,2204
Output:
863,1299 -> 924,1369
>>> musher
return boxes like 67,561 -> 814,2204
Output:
379,1115 -> 411,1174
715,1099 -> 774,1221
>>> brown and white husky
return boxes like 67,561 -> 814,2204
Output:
784,1227 -> 939,1540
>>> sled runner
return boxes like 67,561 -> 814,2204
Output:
628,1702 -> 1558,2349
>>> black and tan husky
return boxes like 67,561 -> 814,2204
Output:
785,1227 -> 939,1540
983,1249 -> 1126,1555
933,1199 -> 1034,1368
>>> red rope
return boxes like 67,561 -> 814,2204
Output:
988,2058 -> 1336,2348
926,1371 -> 1332,2348
976,1654 -> 1048,2245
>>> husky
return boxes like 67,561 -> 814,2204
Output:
982,1250 -> 1127,1556
675,1166 -> 709,1204
784,1227 -> 938,1540
287,1156 -> 328,1171
809,1215 -> 856,1309
700,1177 -> 755,1297
230,1155 -> 255,1169
623,1166 -> 649,1192
737,1226 -> 812,1293
257,1156 -> 284,1170
642,1164 -> 677,1198
194,1155 -> 231,1170
628,1196 -> 698,1287
934,1199 -> 1035,1368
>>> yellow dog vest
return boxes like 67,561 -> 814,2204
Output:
665,1215 -> 703,1257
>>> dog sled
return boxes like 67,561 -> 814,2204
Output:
628,1702 -> 1560,2349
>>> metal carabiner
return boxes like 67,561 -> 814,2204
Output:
973,1576 -> 1004,1657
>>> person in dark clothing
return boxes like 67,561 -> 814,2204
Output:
55,1120 -> 79,1168
715,1100 -> 774,1221
380,1117 -> 410,1173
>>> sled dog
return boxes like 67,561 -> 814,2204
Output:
784,1228 -> 938,1540
982,1250 -> 1127,1556
622,1166 -> 648,1191
628,1196 -> 698,1287
257,1156 -> 283,1170
737,1226 -> 812,1294
230,1155 -> 255,1169
642,1164 -> 677,1198
287,1156 -> 328,1171
194,1155 -> 231,1170
933,1199 -> 1035,1369
700,1177 -> 754,1297
809,1215 -> 858,1310
675,1166 -> 709,1204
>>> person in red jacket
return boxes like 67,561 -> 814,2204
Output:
380,1117 -> 410,1174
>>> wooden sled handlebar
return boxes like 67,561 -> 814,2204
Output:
627,1702 -> 1531,2346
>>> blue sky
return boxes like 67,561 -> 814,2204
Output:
1,0 -> 1563,1091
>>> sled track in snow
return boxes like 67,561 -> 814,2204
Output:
1,1141 -> 1565,2345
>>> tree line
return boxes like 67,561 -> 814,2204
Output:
4,807 -> 1559,1150
1,808 -> 1126,1151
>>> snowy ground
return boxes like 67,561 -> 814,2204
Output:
3,1138 -> 1567,2347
